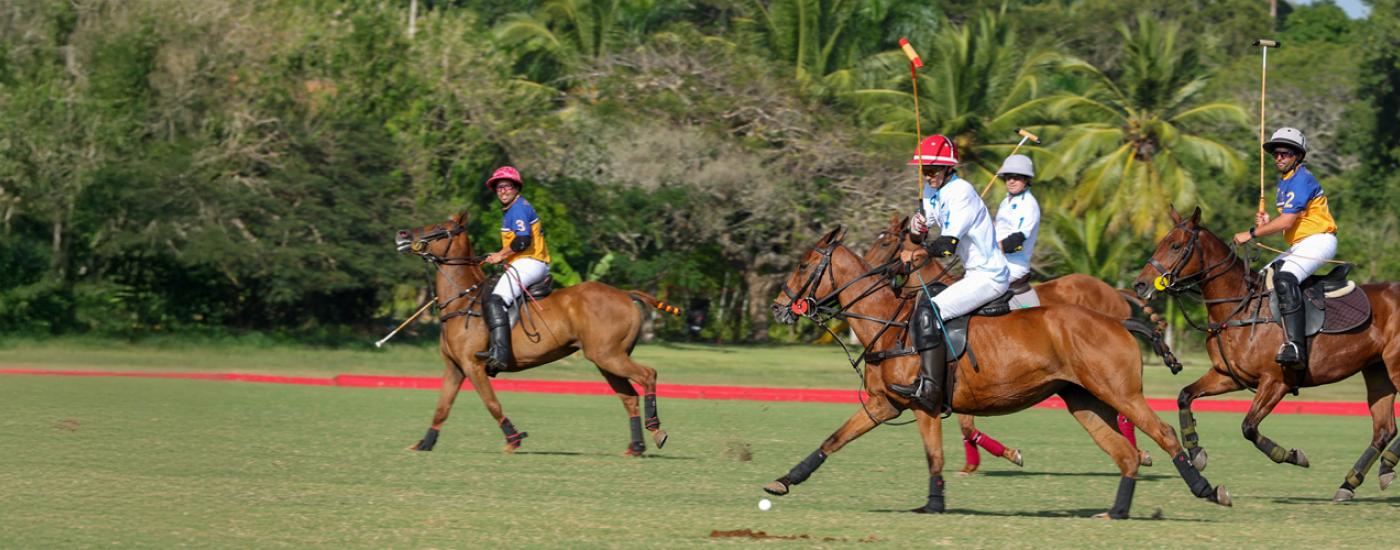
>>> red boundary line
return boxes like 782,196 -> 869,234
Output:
2,368 -> 1392,417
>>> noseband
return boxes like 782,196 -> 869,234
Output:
406,220 -> 483,266
1146,221 -> 1239,294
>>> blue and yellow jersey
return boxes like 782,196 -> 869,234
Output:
1275,164 -> 1337,245
500,197 -> 551,264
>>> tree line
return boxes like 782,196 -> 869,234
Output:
2,0 -> 1397,346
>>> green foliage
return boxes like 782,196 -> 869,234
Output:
1281,0 -> 1355,44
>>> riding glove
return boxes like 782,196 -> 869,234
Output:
928,236 -> 959,257
910,212 -> 928,234
1000,232 -> 1026,253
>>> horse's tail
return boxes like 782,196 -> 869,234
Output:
628,291 -> 683,316
1121,317 -> 1183,375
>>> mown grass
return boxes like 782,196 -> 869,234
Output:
0,336 -> 1369,401
0,375 -> 1391,548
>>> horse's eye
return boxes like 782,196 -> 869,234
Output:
1170,243 -> 1181,251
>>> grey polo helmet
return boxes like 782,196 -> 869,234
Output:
1263,127 -> 1308,157
997,154 -> 1034,179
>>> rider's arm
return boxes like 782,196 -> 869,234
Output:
1252,212 -> 1299,238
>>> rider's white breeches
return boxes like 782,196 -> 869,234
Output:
491,258 -> 549,306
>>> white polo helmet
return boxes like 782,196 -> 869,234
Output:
997,154 -> 1034,178
1263,127 -> 1308,157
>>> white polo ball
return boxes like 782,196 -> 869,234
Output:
758,498 -> 772,511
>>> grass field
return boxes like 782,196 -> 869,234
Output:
1,338 -> 1391,547
0,337 -> 1371,401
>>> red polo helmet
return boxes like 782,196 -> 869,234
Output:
908,135 -> 958,166
485,166 -> 523,190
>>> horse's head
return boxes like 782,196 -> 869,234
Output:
395,211 -> 476,262
1133,206 -> 1212,301
772,227 -> 847,325
862,213 -> 910,267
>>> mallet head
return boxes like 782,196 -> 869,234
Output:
1015,128 -> 1041,144
899,38 -> 923,68
1252,39 -> 1280,48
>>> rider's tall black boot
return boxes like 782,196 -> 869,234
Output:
1273,269 -> 1308,370
889,297 -> 949,413
474,295 -> 513,377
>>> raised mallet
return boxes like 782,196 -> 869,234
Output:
900,37 -> 925,194
979,128 -> 1041,197
374,299 -> 434,348
1253,38 -> 1280,214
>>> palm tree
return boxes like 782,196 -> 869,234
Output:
494,0 -> 685,86
842,9 -> 1068,185
1045,13 -> 1246,237
736,0 -> 941,94
1039,209 -> 1138,287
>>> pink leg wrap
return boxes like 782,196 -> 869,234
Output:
973,431 -> 1007,457
1118,414 -> 1137,448
963,437 -> 981,467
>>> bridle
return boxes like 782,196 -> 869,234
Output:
1146,219 -> 1243,295
402,218 -> 487,316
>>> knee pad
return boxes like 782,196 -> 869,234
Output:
912,299 -> 942,351
1272,268 -> 1302,313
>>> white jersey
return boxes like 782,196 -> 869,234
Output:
994,190 -> 1041,281
919,175 -> 1010,284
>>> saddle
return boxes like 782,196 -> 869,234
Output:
863,287 -> 1014,365
1265,264 -> 1370,336
476,274 -> 557,327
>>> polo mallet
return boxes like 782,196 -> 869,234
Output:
979,128 -> 1041,197
900,38 -> 924,195
375,299 -> 434,348
1253,38 -> 1280,214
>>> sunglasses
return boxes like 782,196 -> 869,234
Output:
1271,149 -> 1297,159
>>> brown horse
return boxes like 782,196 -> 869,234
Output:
394,212 -> 672,455
1133,207 -> 1400,502
862,215 -> 1180,469
765,228 -> 1229,518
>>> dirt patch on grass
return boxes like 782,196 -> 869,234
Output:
709,529 -> 878,542
54,418 -> 81,432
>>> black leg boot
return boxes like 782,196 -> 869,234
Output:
474,295 -> 513,377
1273,270 -> 1308,370
889,297 -> 948,413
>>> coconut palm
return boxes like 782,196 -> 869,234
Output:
736,0 -> 941,94
1046,13 -> 1246,237
842,9 -> 1068,185
1039,209 -> 1138,287
494,0 -> 687,86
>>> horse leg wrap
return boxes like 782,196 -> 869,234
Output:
1173,451 -> 1213,498
644,394 -> 660,431
1252,435 -> 1290,463
1343,446 -> 1382,490
973,432 -> 1007,457
1179,409 -> 1200,453
628,415 -> 646,455
919,475 -> 946,513
786,449 -> 828,485
1109,477 -> 1136,519
1118,415 -> 1137,448
416,427 -> 440,451
500,418 -> 527,447
1381,437 -> 1400,470
963,438 -> 981,468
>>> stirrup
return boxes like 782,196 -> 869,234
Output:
1275,342 -> 1303,369
889,378 -> 947,415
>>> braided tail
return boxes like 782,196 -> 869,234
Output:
1116,288 -> 1181,373
628,291 -> 683,316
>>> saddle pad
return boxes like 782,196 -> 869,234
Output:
1321,287 -> 1371,333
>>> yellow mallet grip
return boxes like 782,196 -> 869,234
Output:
899,38 -> 922,68
1016,128 -> 1041,144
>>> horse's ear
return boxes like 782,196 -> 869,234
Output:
835,227 -> 847,243
1169,205 -> 1181,224
455,211 -> 471,224
818,227 -> 840,245
1189,206 -> 1202,225
888,213 -> 901,229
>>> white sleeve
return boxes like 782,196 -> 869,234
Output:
1018,196 -> 1041,236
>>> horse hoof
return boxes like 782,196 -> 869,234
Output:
408,441 -> 430,452
763,480 -> 790,496
1192,448 -> 1208,471
1091,512 -> 1124,520
1332,487 -> 1355,503
652,429 -> 669,449
1288,449 -> 1310,468
1380,471 -> 1396,491
957,467 -> 976,477
1005,449 -> 1024,467
910,504 -> 945,514
623,446 -> 645,457
1210,485 -> 1232,507
1138,450 -> 1153,467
